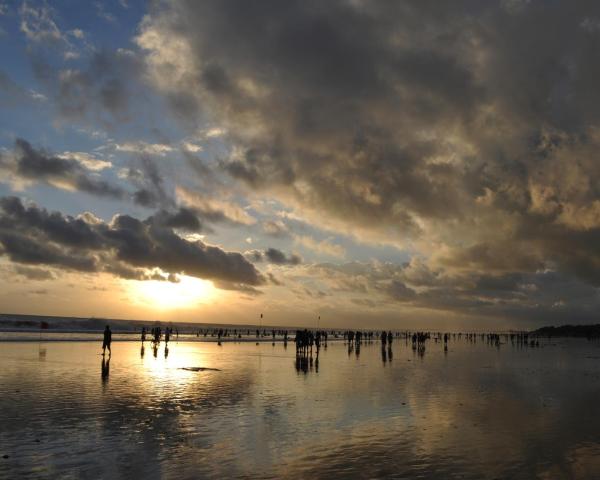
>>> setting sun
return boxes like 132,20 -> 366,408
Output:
128,276 -> 217,310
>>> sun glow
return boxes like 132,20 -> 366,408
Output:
129,275 -> 217,309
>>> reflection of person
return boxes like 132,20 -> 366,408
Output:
102,325 -> 112,356
101,356 -> 110,382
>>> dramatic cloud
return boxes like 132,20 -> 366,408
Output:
0,197 -> 264,289
149,207 -> 204,232
264,247 -> 301,265
3,1 -> 600,325
131,0 -> 600,319
0,138 -> 124,198
136,0 -> 487,238
310,258 -> 600,324
246,248 -> 301,266
126,155 -> 174,208
175,186 -> 256,226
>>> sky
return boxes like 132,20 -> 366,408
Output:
1,0 -> 600,330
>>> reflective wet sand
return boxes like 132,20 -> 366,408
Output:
2,337 -> 600,479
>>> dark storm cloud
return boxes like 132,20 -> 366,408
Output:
0,230 -> 97,272
128,160 -> 252,230
6,0 -> 600,324
264,248 -> 301,265
138,0 -> 490,232
0,197 -> 264,289
105,214 -> 262,285
1,138 -> 258,250
247,248 -> 301,266
137,2 -> 600,223
0,138 -> 125,199
0,195 -> 103,249
128,156 -> 175,208
134,0 -> 600,322
1,139 -> 236,235
149,207 -> 203,232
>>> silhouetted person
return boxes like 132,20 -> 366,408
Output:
141,327 -> 146,342
102,325 -> 112,356
153,326 -> 161,343
101,356 -> 110,383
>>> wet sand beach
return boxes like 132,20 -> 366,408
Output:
2,336 -> 600,479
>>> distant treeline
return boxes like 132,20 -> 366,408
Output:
533,324 -> 600,338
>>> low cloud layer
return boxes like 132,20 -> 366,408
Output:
0,196 -> 263,289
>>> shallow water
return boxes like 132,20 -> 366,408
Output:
2,337 -> 600,479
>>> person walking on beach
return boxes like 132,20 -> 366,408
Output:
102,325 -> 112,356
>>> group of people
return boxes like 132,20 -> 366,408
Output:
101,323 -> 545,362
102,324 -> 181,360
141,326 -> 178,344
295,329 -> 329,355
294,330 -> 330,373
